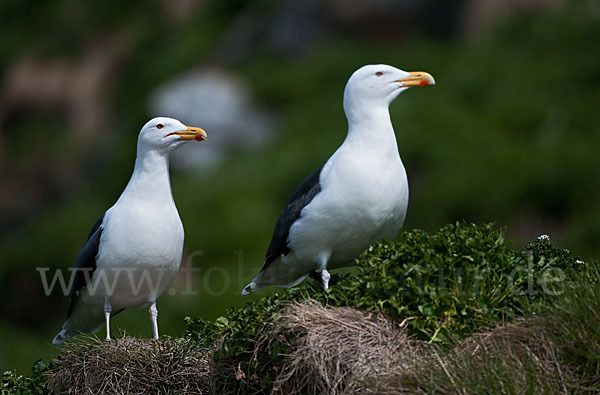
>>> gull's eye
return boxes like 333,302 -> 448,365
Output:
156,123 -> 164,129
375,71 -> 383,77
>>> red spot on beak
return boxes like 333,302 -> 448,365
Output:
194,135 -> 204,141
420,80 -> 429,87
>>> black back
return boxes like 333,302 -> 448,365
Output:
66,214 -> 104,318
262,165 -> 323,270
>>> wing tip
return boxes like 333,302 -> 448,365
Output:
241,282 -> 255,295
52,329 -> 71,345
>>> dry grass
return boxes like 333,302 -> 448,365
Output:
460,322 -> 561,366
46,335 -> 211,394
256,303 -> 576,394
379,322 -> 570,394
262,302 -> 426,394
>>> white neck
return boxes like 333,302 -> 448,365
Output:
343,103 -> 400,157
119,148 -> 174,205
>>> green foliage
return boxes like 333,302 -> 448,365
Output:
526,234 -> 581,269
1,360 -> 49,395
325,224 -> 523,343
186,294 -> 288,354
323,224 -> 583,343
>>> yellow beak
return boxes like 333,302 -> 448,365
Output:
167,125 -> 207,141
396,71 -> 435,87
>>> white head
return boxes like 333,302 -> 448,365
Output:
137,116 -> 207,154
343,64 -> 435,113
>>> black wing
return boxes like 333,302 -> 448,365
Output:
262,165 -> 324,270
66,214 -> 104,318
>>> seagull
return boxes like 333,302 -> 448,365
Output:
52,117 -> 207,344
242,64 -> 434,295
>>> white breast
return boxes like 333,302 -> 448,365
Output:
288,142 -> 408,268
88,200 -> 184,308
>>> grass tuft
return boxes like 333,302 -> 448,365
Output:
45,335 -> 211,394
266,302 -> 425,394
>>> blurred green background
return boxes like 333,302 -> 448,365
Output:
0,0 -> 598,373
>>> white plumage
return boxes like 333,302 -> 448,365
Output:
243,64 -> 434,294
53,117 -> 206,344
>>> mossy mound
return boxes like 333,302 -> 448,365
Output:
183,222 -> 588,393
5,223 -> 596,394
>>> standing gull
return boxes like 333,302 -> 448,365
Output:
242,64 -> 434,294
52,117 -> 206,344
